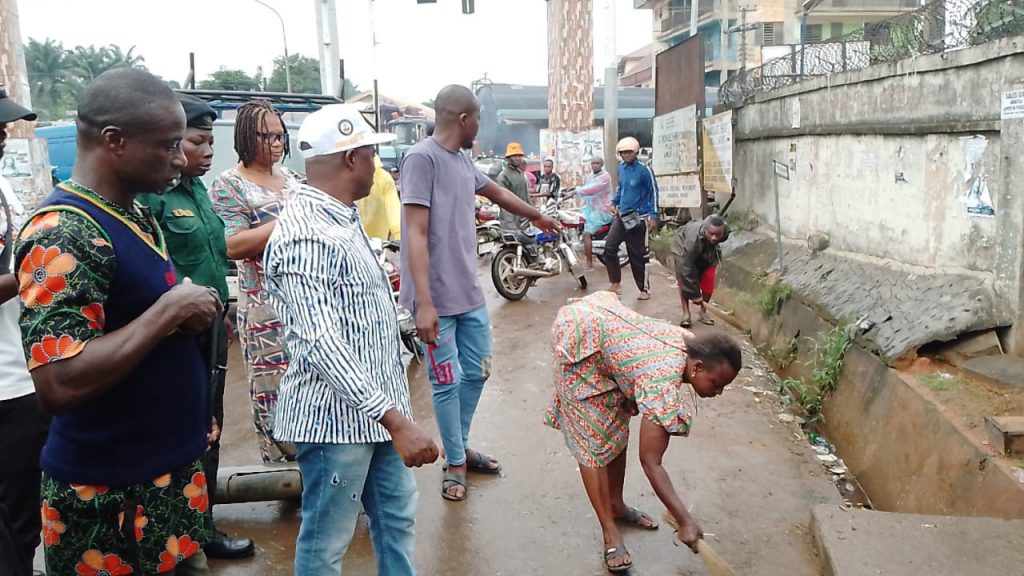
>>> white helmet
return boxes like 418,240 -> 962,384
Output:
615,136 -> 640,153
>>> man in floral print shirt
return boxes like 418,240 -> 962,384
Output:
15,69 -> 222,575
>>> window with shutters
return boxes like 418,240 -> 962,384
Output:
806,23 -> 824,43
831,22 -> 845,40
759,22 -> 784,46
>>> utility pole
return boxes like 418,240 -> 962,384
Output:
728,4 -> 759,73
315,0 -> 341,97
603,0 -> 618,191
547,0 -> 595,188
0,0 -> 32,138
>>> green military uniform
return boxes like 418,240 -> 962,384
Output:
138,177 -> 229,303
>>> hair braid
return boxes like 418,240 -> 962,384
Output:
234,100 -> 290,167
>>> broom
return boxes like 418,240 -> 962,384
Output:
662,511 -> 739,576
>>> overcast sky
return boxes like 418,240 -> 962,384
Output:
19,0 -> 654,103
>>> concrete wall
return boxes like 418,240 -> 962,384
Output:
734,132 -> 1002,272
729,36 -> 1024,351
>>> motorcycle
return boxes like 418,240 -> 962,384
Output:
488,200 -> 588,301
554,189 -> 628,268
475,197 -> 502,259
368,238 -> 422,363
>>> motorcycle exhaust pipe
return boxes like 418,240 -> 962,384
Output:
509,267 -> 556,278
214,464 -> 303,504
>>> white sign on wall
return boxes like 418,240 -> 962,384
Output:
701,111 -> 733,195
652,105 -> 697,176
658,173 -> 702,208
1002,89 -> 1024,120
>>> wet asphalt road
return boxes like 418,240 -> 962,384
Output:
198,264 -> 841,575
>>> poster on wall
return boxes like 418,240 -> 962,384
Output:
652,105 -> 697,176
959,135 -> 994,217
701,111 -> 733,195
658,173 -> 702,208
1002,89 -> 1024,120
539,128 -> 603,188
1,138 -> 51,213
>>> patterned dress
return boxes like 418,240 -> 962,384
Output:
545,291 -> 694,468
209,167 -> 302,462
15,186 -> 211,574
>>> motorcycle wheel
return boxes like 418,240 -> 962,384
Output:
491,247 -> 531,301
402,333 -> 423,364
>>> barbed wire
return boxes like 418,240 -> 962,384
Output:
719,0 -> 1024,108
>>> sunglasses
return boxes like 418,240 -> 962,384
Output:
258,131 -> 288,144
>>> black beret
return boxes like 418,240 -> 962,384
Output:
176,93 -> 216,130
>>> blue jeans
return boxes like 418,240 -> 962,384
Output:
421,305 -> 493,467
294,442 -> 418,576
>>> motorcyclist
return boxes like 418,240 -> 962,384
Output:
497,143 -> 541,264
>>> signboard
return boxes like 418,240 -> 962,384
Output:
652,105 -> 697,176
701,111 -> 733,195
658,173 -> 702,208
539,128 -> 603,188
773,160 -> 790,180
1002,89 -> 1024,120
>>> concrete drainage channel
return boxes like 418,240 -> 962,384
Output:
659,235 -> 1024,575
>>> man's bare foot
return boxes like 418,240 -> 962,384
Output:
608,283 -> 623,295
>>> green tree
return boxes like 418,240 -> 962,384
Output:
71,44 -> 146,81
198,68 -> 261,91
268,54 -> 320,93
24,38 -> 77,120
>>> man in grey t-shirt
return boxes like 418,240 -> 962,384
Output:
399,85 -> 558,502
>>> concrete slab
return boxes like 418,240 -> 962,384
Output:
941,330 -> 1004,367
964,355 -> 1024,389
986,416 -> 1024,456
811,505 -> 1024,576
718,233 -> 1012,364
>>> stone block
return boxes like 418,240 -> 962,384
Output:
941,330 -> 1004,367
806,232 -> 830,253
985,416 -> 1024,456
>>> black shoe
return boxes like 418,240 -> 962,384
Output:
204,529 -> 255,559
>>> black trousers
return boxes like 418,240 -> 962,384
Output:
0,393 -> 50,575
196,317 -> 228,517
603,216 -> 648,290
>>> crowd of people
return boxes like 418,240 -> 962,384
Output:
0,67 -> 742,575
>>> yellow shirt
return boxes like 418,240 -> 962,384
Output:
356,156 -> 402,241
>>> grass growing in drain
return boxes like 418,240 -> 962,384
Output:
764,338 -> 799,368
755,277 -> 792,317
774,326 -> 852,424
918,373 -> 966,391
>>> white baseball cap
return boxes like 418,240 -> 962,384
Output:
297,104 -> 396,159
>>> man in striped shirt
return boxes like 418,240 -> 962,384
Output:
265,105 -> 439,576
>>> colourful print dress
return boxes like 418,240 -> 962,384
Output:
545,291 -> 694,467
209,167 -> 302,463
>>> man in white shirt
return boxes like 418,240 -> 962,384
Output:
0,88 -> 49,576
265,104 -> 438,576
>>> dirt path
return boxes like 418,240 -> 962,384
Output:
209,264 -> 841,575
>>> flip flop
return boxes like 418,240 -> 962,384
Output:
699,317 -> 716,325
615,507 -> 660,530
441,472 -> 467,501
466,450 -> 502,474
604,545 -> 633,573
637,291 -> 651,301
680,319 -> 693,328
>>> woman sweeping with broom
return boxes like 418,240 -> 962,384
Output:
545,291 -> 742,573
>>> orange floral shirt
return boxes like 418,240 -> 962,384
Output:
14,196 -> 144,369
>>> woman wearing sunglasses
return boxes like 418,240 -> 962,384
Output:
209,100 -> 302,463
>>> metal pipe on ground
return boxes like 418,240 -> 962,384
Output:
214,464 -> 303,505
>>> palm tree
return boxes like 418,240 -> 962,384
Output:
72,44 -> 147,82
24,38 -> 76,117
